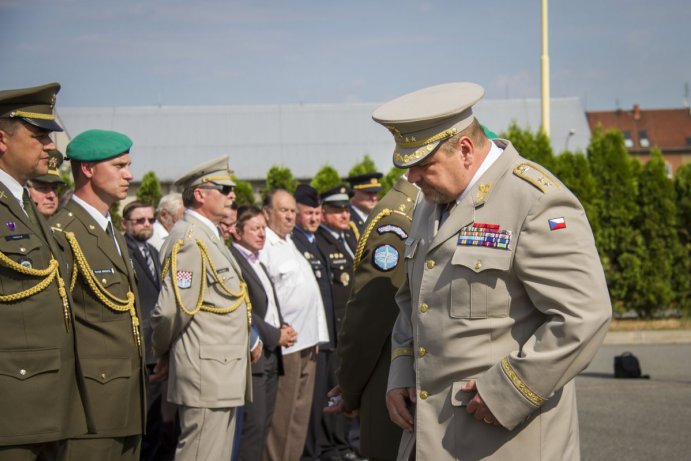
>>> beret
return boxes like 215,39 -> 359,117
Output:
66,129 -> 132,162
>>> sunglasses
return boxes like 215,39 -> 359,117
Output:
128,217 -> 155,225
198,184 -> 235,195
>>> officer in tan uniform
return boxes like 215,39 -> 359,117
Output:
327,175 -> 420,461
0,83 -> 91,460
50,129 -> 146,460
376,83 -> 612,461
151,156 -> 251,461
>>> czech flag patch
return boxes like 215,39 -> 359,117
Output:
548,217 -> 566,231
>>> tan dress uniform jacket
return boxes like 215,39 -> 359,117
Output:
338,177 -> 419,460
389,140 -> 611,461
0,184 -> 90,446
51,200 -> 146,438
151,212 -> 250,408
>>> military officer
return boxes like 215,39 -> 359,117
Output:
0,83 -> 91,460
49,129 -> 145,460
346,172 -> 383,240
376,83 -> 612,461
27,149 -> 66,218
327,175 -> 419,461
151,156 -> 251,461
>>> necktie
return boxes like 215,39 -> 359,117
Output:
439,201 -> 456,227
141,245 -> 157,280
339,234 -> 354,259
22,188 -> 38,226
106,220 -> 121,256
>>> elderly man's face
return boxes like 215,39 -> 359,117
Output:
28,180 -> 60,218
265,190 -> 296,239
407,139 -> 471,204
322,204 -> 350,231
219,208 -> 237,241
351,189 -> 379,213
296,203 -> 322,233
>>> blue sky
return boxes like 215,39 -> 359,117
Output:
2,0 -> 690,110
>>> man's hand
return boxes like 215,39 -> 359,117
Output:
463,380 -> 502,426
386,387 -> 416,432
279,324 -> 297,347
149,355 -> 169,382
323,385 -> 357,417
250,341 -> 263,363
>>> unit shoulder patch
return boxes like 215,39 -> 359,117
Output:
177,270 -> 193,289
372,244 -> 400,272
377,224 -> 408,240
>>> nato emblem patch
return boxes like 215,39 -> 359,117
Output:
372,244 -> 399,272
177,270 -> 193,289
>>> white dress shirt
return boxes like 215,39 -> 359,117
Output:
259,227 -> 329,354
147,220 -> 169,251
232,242 -> 281,329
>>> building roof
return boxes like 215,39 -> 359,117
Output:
586,106 -> 691,153
56,97 -> 590,182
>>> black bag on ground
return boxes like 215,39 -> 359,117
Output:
614,352 -> 650,379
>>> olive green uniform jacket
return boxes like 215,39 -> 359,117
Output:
338,177 -> 419,460
151,212 -> 250,408
0,183 -> 91,445
389,140 -> 612,461
51,200 -> 146,438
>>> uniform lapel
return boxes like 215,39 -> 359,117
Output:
0,183 -> 35,231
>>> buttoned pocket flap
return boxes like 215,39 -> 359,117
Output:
200,345 -> 242,365
0,348 -> 60,380
82,357 -> 132,384
207,266 -> 236,284
0,236 -> 41,256
451,248 -> 511,273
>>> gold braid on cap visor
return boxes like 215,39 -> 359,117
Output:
393,128 -> 458,165
201,175 -> 233,184
10,110 -> 56,120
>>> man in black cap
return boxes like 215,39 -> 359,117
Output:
27,149 -> 66,218
346,173 -> 383,240
0,82 -> 91,460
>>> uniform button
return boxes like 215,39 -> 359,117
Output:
418,346 -> 426,357
20,247 -> 26,253
474,260 -> 482,270
419,390 -> 429,400
19,369 -> 27,376
102,278 -> 107,284
420,303 -> 429,313
426,260 -> 436,269
101,373 -> 107,380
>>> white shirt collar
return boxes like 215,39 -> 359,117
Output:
0,168 -> 26,204
457,140 -> 504,204
71,195 -> 111,231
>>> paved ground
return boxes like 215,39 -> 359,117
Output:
577,338 -> 691,461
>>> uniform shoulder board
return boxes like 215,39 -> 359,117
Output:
512,162 -> 562,193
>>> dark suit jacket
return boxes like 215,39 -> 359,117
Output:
51,199 -> 146,438
0,182 -> 91,445
291,226 -> 337,350
314,226 -> 355,337
229,244 -> 284,376
125,235 -> 161,365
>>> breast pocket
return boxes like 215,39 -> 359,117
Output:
89,271 -> 128,322
277,259 -> 304,287
450,248 -> 512,319
0,235 -> 48,293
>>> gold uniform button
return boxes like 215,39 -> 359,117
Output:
418,347 -> 426,357
426,260 -> 436,269
102,278 -> 107,284
101,373 -> 107,380
420,303 -> 429,313
474,260 -> 482,270
419,390 -> 429,400
19,369 -> 27,376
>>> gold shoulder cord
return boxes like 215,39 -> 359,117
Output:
0,250 -> 71,330
161,239 -> 251,326
348,221 -> 361,241
64,231 -> 142,355
353,208 -> 412,269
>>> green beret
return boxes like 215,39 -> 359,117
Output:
66,129 -> 132,162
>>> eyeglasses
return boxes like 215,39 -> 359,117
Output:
127,217 -> 155,225
198,184 -> 235,195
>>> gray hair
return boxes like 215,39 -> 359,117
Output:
157,192 -> 183,215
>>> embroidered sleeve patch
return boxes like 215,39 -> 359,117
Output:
176,270 -> 193,289
548,217 -> 566,231
373,244 -> 400,271
377,224 -> 408,240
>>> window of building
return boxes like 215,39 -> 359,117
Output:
638,130 -> 650,148
686,136 -> 691,146
623,130 -> 634,148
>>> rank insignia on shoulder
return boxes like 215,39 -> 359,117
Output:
458,223 -> 511,250
548,217 -> 566,231
177,270 -> 193,289
373,244 -> 400,271
377,224 -> 408,240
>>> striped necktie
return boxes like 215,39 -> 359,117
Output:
141,244 -> 157,280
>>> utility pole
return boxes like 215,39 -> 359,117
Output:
541,0 -> 550,137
